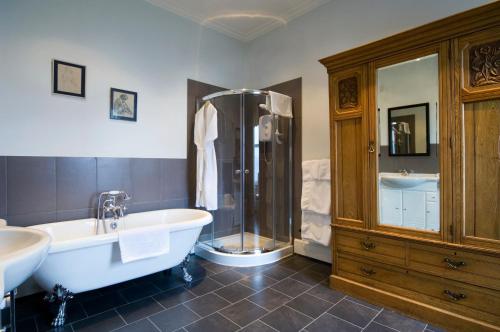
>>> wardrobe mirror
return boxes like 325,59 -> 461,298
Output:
376,53 -> 440,232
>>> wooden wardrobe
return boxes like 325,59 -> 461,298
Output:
320,3 -> 500,331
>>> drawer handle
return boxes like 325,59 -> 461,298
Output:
443,258 -> 466,270
360,240 -> 376,250
360,267 -> 376,276
443,289 -> 466,301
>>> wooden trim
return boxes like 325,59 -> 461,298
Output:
319,2 -> 500,73
330,275 -> 500,332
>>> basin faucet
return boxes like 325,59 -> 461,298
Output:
96,191 -> 131,234
398,168 -> 413,176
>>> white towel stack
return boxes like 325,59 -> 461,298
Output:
118,224 -> 170,263
301,159 -> 332,246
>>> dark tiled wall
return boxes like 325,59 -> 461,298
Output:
379,144 -> 439,174
0,156 -> 188,227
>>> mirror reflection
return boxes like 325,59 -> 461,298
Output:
388,103 -> 430,156
377,54 -> 440,232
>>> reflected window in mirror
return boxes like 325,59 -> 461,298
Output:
377,53 -> 440,232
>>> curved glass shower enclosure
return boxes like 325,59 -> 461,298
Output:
196,89 -> 292,258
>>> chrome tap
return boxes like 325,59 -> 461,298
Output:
96,191 -> 131,234
398,168 -> 413,176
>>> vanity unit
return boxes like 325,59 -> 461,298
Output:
321,2 -> 500,331
379,173 -> 439,231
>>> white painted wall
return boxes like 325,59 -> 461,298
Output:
0,0 -> 245,158
245,0 -> 491,160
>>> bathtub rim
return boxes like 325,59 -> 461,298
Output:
29,209 -> 213,254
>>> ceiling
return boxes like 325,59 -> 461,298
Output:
145,0 -> 332,42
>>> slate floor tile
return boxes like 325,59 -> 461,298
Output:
374,310 -> 427,332
184,293 -> 230,317
113,318 -> 159,332
286,293 -> 333,318
187,277 -> 223,296
239,320 -> 276,332
232,265 -> 269,276
363,321 -> 397,332
210,270 -> 244,285
261,305 -> 312,332
307,281 -> 345,304
116,297 -> 163,324
72,309 -> 125,332
247,288 -> 292,311
240,273 -> 278,291
271,278 -> 311,297
185,313 -> 239,332
119,282 -> 161,302
81,293 -> 127,316
203,262 -> 232,274
153,286 -> 196,309
219,299 -> 267,327
290,268 -> 326,286
304,313 -> 361,332
279,255 -> 315,271
149,304 -> 199,332
215,283 -> 255,303
263,265 -> 295,280
345,296 -> 382,311
329,299 -> 379,328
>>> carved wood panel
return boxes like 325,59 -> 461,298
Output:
469,39 -> 500,87
338,76 -> 358,108
460,27 -> 500,100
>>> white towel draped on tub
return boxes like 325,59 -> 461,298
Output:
301,159 -> 332,246
194,101 -> 218,210
118,224 -> 170,263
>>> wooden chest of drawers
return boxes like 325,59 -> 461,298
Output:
333,228 -> 500,331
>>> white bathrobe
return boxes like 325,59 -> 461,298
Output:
194,101 -> 218,210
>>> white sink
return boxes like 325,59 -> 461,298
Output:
380,172 -> 439,188
0,227 -> 50,297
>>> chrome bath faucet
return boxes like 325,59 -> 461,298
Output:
96,191 -> 131,234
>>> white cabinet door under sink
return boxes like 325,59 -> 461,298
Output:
380,189 -> 403,226
425,201 -> 439,231
402,191 -> 426,229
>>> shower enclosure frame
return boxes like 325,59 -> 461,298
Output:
195,89 -> 293,262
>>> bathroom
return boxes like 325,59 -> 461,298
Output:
1,1 -> 499,331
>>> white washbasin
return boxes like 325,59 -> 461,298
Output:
0,227 -> 50,297
380,172 -> 439,188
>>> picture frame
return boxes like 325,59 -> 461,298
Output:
52,60 -> 86,97
110,88 -> 137,122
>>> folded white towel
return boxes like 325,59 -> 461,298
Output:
301,180 -> 331,215
267,91 -> 293,118
301,211 -> 331,246
302,159 -> 330,181
118,224 -> 170,264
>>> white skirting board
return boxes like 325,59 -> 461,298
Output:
293,238 -> 332,263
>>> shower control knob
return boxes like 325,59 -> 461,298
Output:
244,169 -> 250,174
235,169 -> 241,174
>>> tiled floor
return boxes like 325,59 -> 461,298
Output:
9,254 -> 445,332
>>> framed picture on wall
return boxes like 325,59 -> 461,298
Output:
52,60 -> 86,97
110,88 -> 137,122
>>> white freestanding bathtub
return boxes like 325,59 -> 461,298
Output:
29,209 -> 212,294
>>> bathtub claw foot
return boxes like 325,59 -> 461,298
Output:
181,255 -> 193,284
44,284 -> 74,327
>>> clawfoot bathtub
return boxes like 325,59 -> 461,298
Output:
29,209 -> 212,326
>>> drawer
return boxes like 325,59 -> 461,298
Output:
408,243 -> 500,291
335,230 -> 406,266
426,192 -> 437,202
337,254 -> 500,325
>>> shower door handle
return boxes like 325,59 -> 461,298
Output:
244,169 -> 250,174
